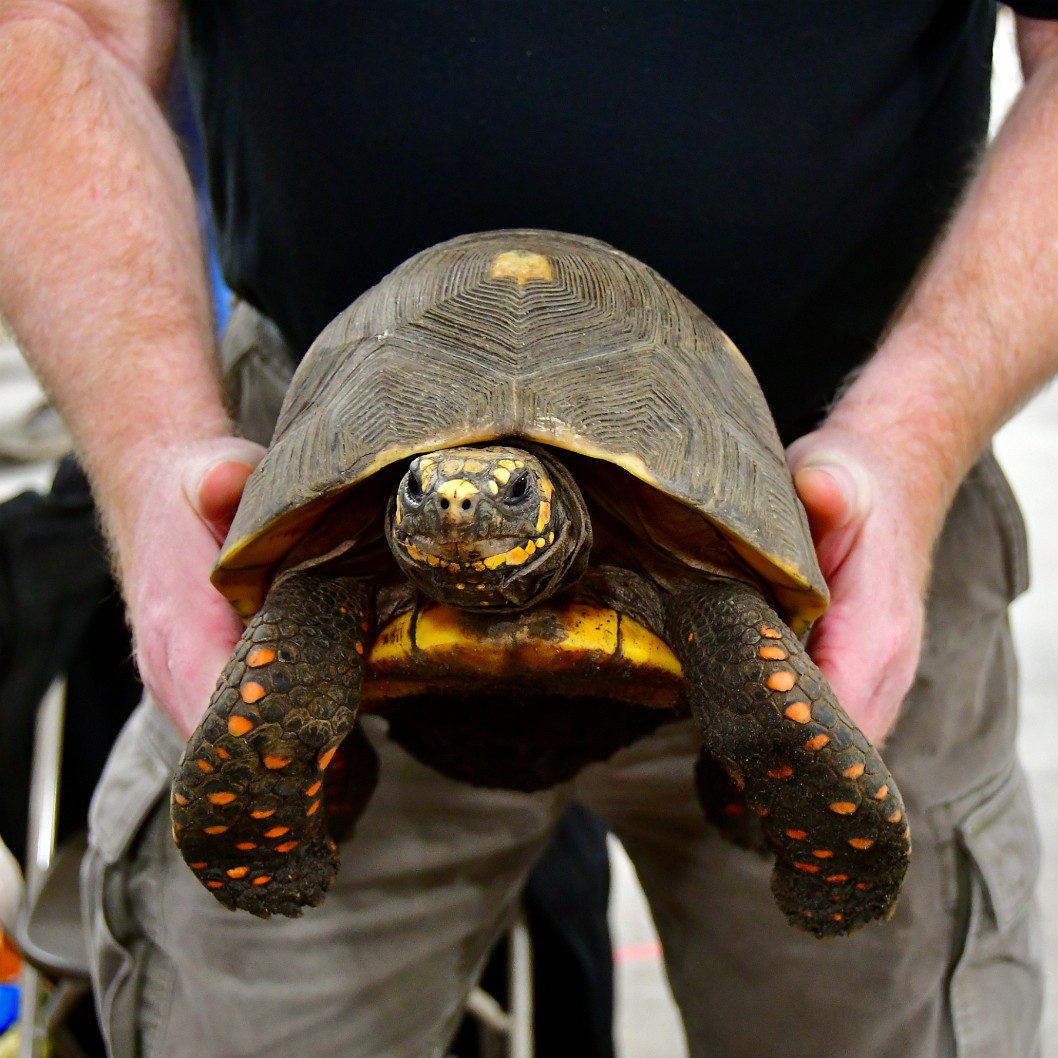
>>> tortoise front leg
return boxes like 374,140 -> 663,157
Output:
669,576 -> 911,937
171,572 -> 373,917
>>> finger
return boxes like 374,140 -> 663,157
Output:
181,439 -> 266,544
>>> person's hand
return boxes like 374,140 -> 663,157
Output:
785,430 -> 934,744
119,438 -> 266,738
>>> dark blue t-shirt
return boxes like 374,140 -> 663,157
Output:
184,1 -> 1055,440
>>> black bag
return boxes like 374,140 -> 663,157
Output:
0,459 -> 140,866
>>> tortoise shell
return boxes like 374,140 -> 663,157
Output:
213,229 -> 827,632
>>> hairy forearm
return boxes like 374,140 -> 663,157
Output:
820,24 -> 1058,553
0,5 -> 232,564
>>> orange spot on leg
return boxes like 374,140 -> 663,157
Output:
263,826 -> 290,839
207,792 -> 237,806
304,781 -> 322,797
759,645 -> 787,661
306,800 -> 321,816
811,849 -> 834,859
786,829 -> 808,840
189,862 -> 208,870
767,671 -> 796,692
874,784 -> 889,800
318,747 -> 337,770
196,759 -> 214,773
849,837 -> 875,850
784,702 -> 811,724
767,765 -> 794,780
252,875 -> 272,886
204,825 -> 229,835
235,842 -> 257,851
804,734 -> 830,751
226,866 -> 250,879
829,802 -> 858,815
843,763 -> 865,779
206,880 -> 224,889
274,841 -> 298,853
228,715 -> 255,736
888,810 -> 903,824
826,874 -> 849,884
760,626 -> 782,639
173,792 -> 189,806
794,862 -> 820,874
250,808 -> 275,820
247,648 -> 276,668
241,681 -> 267,704
263,755 -> 292,770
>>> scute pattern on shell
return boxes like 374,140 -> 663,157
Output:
217,230 -> 825,627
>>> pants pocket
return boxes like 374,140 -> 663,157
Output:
82,699 -> 183,1058
949,766 -> 1043,1057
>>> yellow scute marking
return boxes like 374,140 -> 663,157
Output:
367,612 -> 415,667
489,251 -> 554,285
618,619 -> 682,678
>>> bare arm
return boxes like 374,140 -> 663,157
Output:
787,16 -> 1058,741
0,0 -> 264,734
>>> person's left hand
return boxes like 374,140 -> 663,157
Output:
785,430 -> 935,744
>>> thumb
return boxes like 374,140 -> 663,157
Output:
787,446 -> 872,577
180,439 -> 266,544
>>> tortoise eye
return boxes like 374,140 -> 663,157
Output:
405,470 -> 424,503
507,472 -> 530,502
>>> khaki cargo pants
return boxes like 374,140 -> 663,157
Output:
82,311 -> 1043,1057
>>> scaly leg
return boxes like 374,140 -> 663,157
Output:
171,572 -> 373,917
669,576 -> 911,937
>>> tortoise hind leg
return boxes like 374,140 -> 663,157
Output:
668,576 -> 911,937
171,572 -> 373,917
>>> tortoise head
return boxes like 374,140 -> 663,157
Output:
386,445 -> 591,610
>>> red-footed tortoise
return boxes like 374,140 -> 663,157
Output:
171,230 -> 910,937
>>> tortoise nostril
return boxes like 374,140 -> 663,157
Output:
440,498 -> 449,510
461,499 -> 472,510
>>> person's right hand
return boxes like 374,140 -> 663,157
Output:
120,438 -> 266,738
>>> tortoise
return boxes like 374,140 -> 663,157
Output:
171,229 -> 910,937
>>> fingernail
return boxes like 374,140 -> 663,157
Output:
794,456 -> 872,524
180,439 -> 265,518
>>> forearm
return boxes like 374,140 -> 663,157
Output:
818,20 -> 1058,552
0,4 -> 232,568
